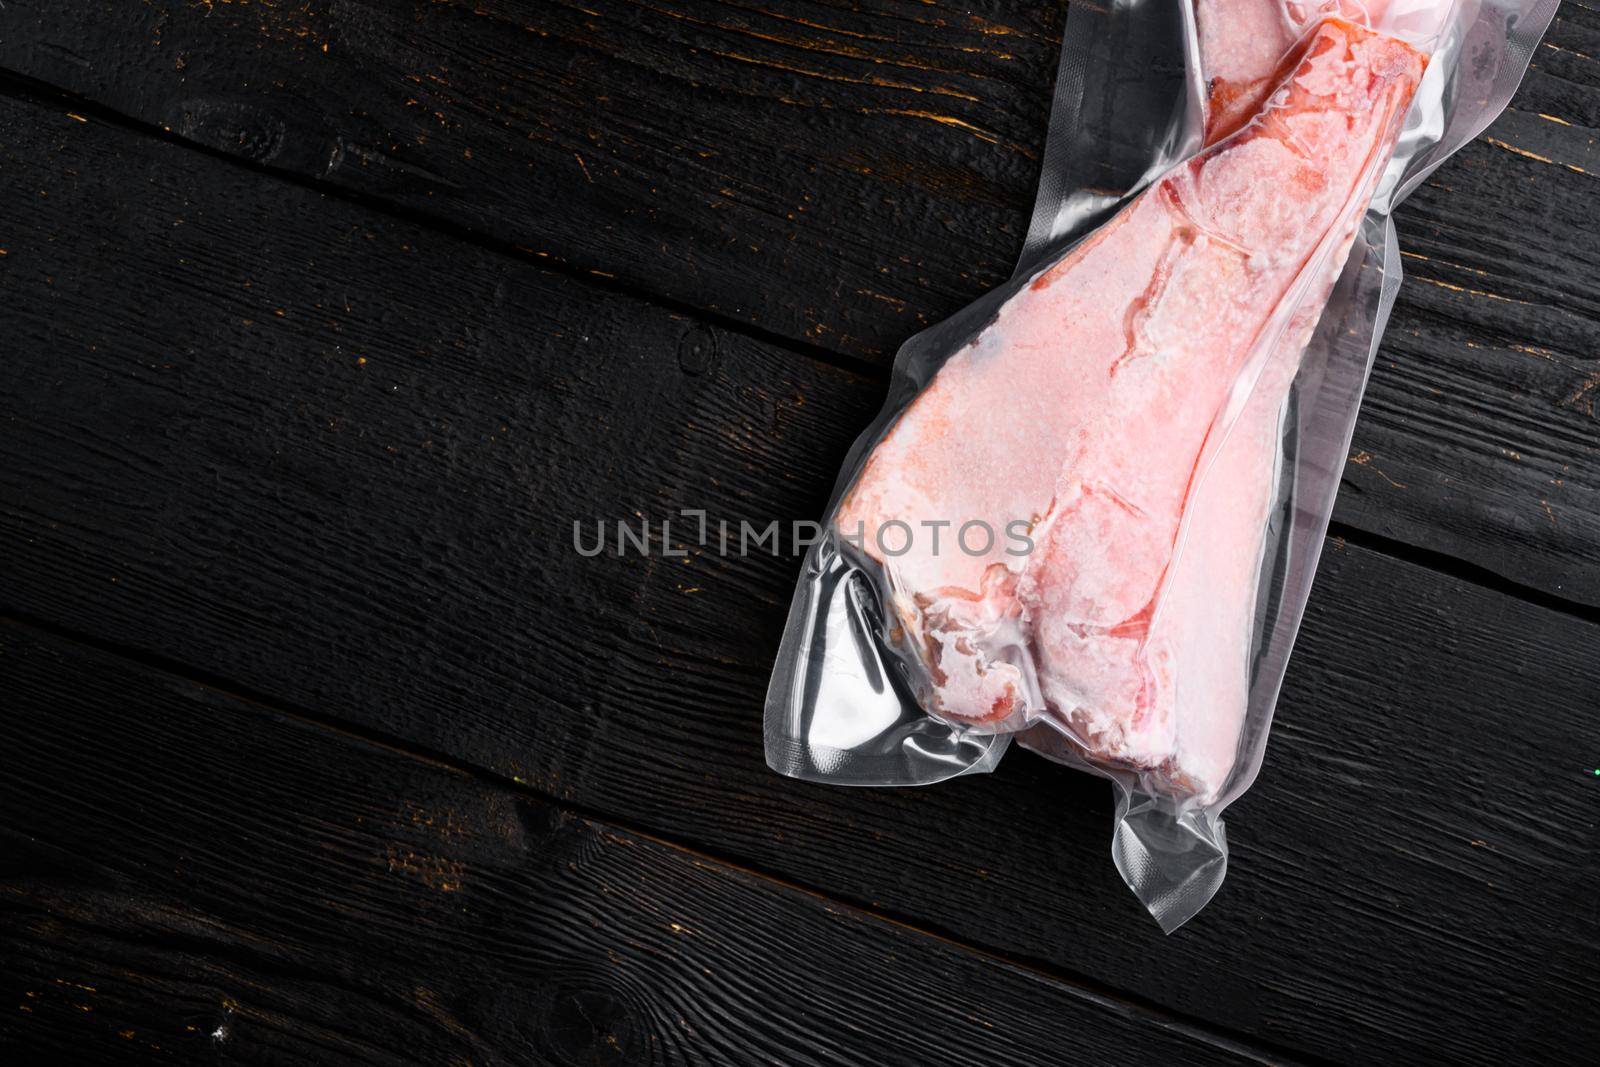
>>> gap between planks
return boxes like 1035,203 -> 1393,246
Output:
0,610 -> 1320,1067
1330,521 -> 1600,628
0,66 -> 878,384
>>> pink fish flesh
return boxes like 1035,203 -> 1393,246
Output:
835,20 -> 1427,799
1197,0 -> 1395,140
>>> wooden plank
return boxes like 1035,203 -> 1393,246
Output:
1,91 -> 1596,1063
1,0 -> 1596,606
1344,34 -> 1600,603
0,0 -> 1068,356
0,622 -> 1268,1066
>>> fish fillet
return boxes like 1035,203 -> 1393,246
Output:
835,19 -> 1426,799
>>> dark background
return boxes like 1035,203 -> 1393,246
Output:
1,1 -> 1596,1063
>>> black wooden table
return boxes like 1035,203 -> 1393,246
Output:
1,2 -> 1596,1064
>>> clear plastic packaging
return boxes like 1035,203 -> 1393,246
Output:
765,0 -> 1558,931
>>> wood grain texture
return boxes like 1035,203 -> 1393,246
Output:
1,621 -> 1270,1066
1346,2 -> 1600,605
0,0 -> 1068,354
1,91 -> 1596,1064
0,0 -> 1595,607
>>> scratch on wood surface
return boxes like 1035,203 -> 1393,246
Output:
857,288 -> 907,309
965,14 -> 1022,37
707,49 -> 981,103
386,845 -> 466,892
744,10 -> 888,42
1407,251 -> 1497,279
708,20 -> 938,71
1511,342 -> 1559,362
1483,137 -> 1593,177
635,0 -> 1022,64
410,986 -> 480,1046
877,108 -> 1027,155
1411,274 -> 1532,306
1486,139 -> 1555,165
1542,40 -> 1594,61
1349,450 -> 1407,490
1560,369 -> 1600,416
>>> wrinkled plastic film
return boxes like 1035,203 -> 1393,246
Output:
765,0 -> 1557,931
1022,0 -> 1205,268
766,0 -> 1222,789
1072,214 -> 1407,930
764,536 -> 1012,786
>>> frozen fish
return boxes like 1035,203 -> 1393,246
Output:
1196,0 -> 1394,140
835,19 -> 1427,798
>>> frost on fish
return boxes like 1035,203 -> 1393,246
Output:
1197,0 -> 1394,141
835,19 -> 1426,801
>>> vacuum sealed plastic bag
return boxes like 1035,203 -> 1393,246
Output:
765,0 -> 1558,932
